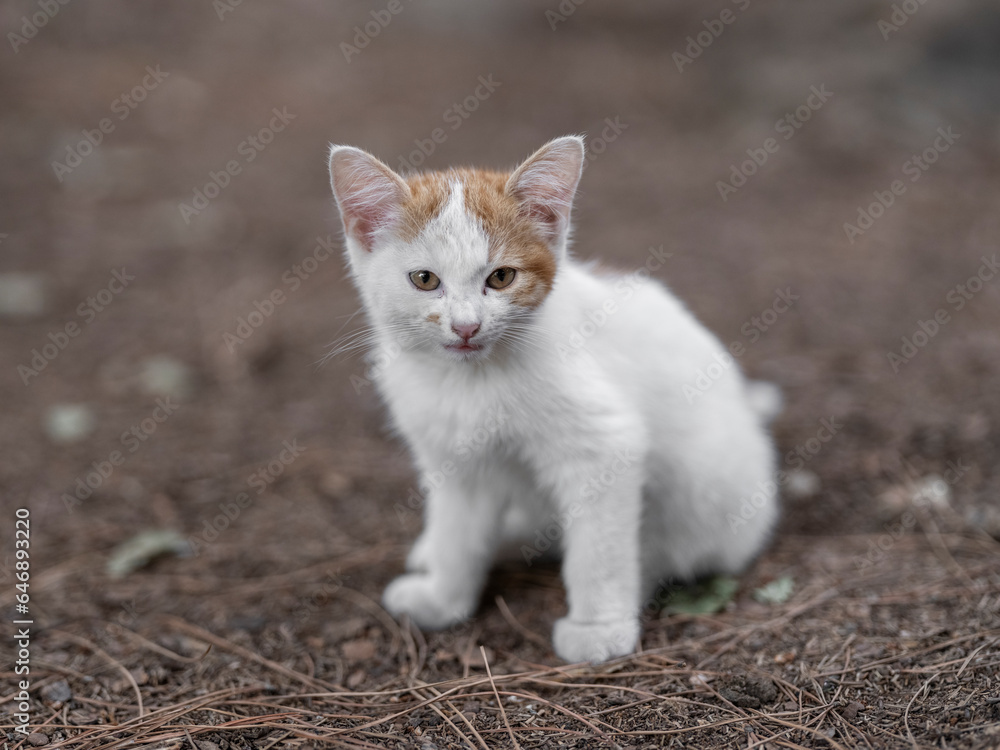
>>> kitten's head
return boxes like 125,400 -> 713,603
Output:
328,136 -> 584,362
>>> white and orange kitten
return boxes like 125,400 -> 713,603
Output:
327,136 -> 779,663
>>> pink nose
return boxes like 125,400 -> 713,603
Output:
451,322 -> 480,340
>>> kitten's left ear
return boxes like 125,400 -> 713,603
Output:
506,135 -> 585,249
328,145 -> 410,253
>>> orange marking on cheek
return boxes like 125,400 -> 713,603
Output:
460,169 -> 557,309
499,241 -> 556,308
426,313 -> 441,324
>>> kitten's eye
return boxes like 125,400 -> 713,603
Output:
409,270 -> 440,291
486,267 -> 517,290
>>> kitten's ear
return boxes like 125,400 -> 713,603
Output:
506,135 -> 585,248
328,145 -> 410,253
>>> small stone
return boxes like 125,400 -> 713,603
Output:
130,667 -> 149,686
785,469 -> 820,499
0,272 -> 47,318
41,679 -> 72,703
118,476 -> 145,502
347,669 -> 366,688
878,484 -> 910,514
26,733 -> 49,746
341,638 -> 377,662
44,403 -> 96,444
841,700 -> 864,721
319,470 -> 352,498
690,672 -> 713,687
911,474 -> 950,508
139,355 -> 194,399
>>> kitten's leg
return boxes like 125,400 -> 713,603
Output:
546,458 -> 644,663
383,468 -> 506,630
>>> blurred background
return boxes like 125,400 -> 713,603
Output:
1,0 -> 999,711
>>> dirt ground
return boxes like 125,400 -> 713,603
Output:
1,1 -> 999,748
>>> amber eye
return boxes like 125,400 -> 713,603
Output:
409,270 -> 440,291
486,267 -> 517,290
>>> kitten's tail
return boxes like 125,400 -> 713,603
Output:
745,380 -> 783,426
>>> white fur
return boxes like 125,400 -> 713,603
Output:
328,137 -> 779,663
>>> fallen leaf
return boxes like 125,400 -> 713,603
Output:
754,576 -> 795,605
665,576 -> 739,615
106,529 -> 190,578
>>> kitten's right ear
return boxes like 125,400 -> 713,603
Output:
506,135 -> 585,249
328,145 -> 410,253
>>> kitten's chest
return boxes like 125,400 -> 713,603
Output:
379,357 -> 528,456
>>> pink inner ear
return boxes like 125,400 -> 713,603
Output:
522,202 -> 559,226
331,149 -> 408,252
507,139 -> 584,242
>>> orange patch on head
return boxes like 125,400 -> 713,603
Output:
398,167 -> 557,308
458,169 -> 557,309
399,172 -> 451,241
425,313 -> 440,324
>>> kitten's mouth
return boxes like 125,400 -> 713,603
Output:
445,342 -> 482,354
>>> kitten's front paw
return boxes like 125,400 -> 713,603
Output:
552,616 -> 640,663
404,536 -> 433,573
382,574 -> 475,630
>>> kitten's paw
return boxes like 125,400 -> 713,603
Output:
382,574 -> 474,630
552,617 -> 640,663
404,536 -> 433,573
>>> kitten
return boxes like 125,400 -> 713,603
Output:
327,136 -> 780,663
